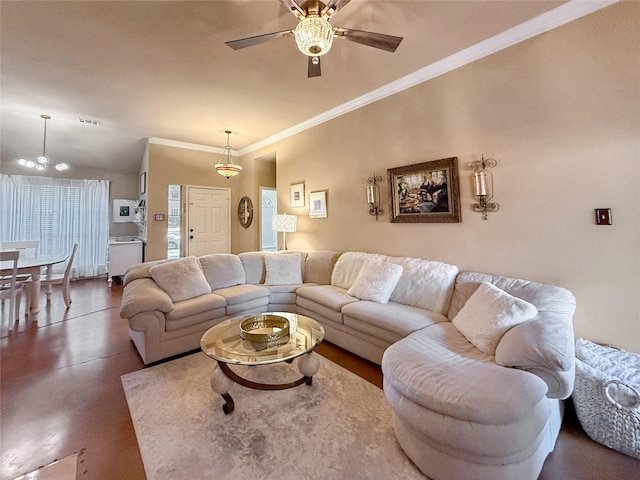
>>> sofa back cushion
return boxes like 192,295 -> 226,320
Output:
149,256 -> 211,303
332,251 -> 458,315
239,251 -> 308,285
199,254 -> 245,290
331,251 -> 388,289
304,251 -> 341,284
387,256 -> 458,315
265,253 -> 303,285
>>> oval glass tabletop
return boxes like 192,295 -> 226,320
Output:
200,312 -> 325,366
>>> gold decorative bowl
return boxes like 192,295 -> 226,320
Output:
239,315 -> 290,344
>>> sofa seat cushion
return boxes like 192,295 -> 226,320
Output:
266,284 -> 309,306
342,301 -> 447,344
296,285 -> 359,311
382,322 -> 548,425
212,284 -> 270,305
165,293 -> 227,321
165,293 -> 227,331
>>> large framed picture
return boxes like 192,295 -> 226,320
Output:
387,157 -> 461,223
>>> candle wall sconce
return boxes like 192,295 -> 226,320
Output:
471,155 -> 499,220
367,174 -> 383,220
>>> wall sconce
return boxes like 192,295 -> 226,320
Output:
471,155 -> 499,220
367,174 -> 383,220
272,213 -> 297,250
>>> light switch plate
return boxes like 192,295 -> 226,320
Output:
595,208 -> 611,225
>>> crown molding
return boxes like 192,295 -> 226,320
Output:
148,137 -> 239,156
238,0 -> 618,157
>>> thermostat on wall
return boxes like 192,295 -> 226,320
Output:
154,214 -> 165,221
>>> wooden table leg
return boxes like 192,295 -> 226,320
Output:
29,266 -> 41,322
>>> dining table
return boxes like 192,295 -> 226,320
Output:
0,253 -> 69,322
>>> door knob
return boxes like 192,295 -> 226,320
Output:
189,228 -> 194,232
189,235 -> 194,240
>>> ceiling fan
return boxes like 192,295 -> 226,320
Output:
225,0 -> 403,78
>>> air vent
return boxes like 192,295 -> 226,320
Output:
76,117 -> 101,126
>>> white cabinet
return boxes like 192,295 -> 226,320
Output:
108,238 -> 143,287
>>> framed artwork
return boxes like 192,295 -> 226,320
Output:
387,157 -> 461,223
309,190 -> 327,218
140,172 -> 147,195
290,182 -> 305,208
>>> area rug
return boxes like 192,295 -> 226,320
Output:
122,352 -> 428,480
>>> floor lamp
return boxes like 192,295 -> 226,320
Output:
272,213 -> 297,250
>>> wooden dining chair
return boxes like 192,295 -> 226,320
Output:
26,243 -> 79,308
0,251 -> 26,321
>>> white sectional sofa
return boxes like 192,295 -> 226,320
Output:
119,249 -> 576,480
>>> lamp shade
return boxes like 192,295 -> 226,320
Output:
272,214 -> 297,233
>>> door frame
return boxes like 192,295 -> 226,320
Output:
185,185 -> 231,256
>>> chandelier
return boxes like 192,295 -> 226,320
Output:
214,130 -> 242,179
294,16 -> 334,57
18,114 -> 69,172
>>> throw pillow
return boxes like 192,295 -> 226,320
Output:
347,259 -> 403,304
149,256 -> 211,303
452,282 -> 538,355
264,253 -> 303,285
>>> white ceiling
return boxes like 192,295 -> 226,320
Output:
1,0 -> 598,175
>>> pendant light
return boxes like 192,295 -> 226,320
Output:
17,114 -> 69,172
214,130 -> 242,179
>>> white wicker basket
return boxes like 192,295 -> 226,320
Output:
573,338 -> 640,459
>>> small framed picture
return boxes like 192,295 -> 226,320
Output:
140,172 -> 147,195
309,190 -> 327,218
290,183 -> 304,208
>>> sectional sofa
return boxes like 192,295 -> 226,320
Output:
119,250 -> 576,480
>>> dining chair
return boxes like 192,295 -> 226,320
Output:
26,243 -> 79,308
0,251 -> 26,321
2,240 -> 40,257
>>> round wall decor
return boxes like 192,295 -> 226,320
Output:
238,196 -> 254,228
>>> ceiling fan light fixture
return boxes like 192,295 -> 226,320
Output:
294,16 -> 334,57
214,130 -> 242,179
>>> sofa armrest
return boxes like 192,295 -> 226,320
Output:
120,277 -> 174,319
495,311 -> 575,399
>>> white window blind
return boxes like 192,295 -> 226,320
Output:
0,174 -> 110,278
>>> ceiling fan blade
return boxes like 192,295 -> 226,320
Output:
308,56 -> 322,78
225,30 -> 294,50
321,0 -> 352,17
333,27 -> 403,53
279,0 -> 305,17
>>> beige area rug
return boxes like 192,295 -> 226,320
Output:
122,352 -> 428,480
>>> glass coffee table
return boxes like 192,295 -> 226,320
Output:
200,312 -> 325,414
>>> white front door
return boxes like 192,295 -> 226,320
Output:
186,186 -> 230,256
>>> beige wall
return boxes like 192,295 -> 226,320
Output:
145,143 -> 275,260
244,3 -> 640,352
